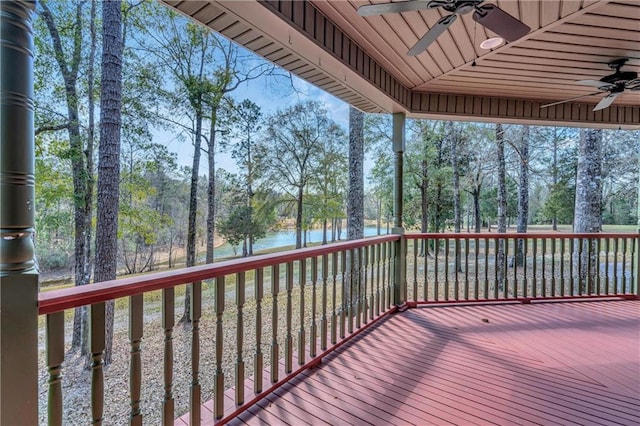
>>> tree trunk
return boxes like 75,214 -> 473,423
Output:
449,122 -> 462,272
40,1 -> 92,352
295,185 -> 303,249
420,157 -> 429,255
495,124 -> 507,287
515,126 -> 530,266
206,115 -> 217,264
95,0 -> 123,365
376,198 -> 382,235
346,106 -> 364,314
573,129 -> 602,294
331,218 -> 336,242
347,106 -> 364,241
473,186 -> 482,232
322,218 -> 328,245
183,111 -> 203,323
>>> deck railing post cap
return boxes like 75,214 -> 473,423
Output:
391,227 -> 405,235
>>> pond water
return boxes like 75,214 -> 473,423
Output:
209,226 -> 387,259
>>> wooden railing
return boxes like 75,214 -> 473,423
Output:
405,233 -> 639,304
38,235 -> 400,425
38,232 -> 638,424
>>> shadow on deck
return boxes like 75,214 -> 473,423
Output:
180,299 -> 640,425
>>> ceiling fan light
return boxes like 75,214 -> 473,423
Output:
480,37 -> 504,49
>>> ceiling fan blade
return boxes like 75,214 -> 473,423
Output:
540,91 -> 603,109
407,14 -> 457,56
576,80 -> 616,90
593,92 -> 621,111
626,78 -> 640,90
357,0 -> 430,16
473,4 -> 530,42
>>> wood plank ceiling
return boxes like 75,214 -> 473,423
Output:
163,0 -> 640,128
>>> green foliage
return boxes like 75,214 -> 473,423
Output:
538,183 -> 575,224
217,204 -> 270,255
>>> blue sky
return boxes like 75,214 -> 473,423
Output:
158,71 -> 351,176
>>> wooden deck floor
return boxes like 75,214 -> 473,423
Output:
190,300 -> 640,425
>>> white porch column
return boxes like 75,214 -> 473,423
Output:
392,112 -> 406,305
0,1 -> 39,424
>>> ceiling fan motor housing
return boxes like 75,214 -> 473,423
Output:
601,71 -> 638,86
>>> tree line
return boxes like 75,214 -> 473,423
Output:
33,1 -> 637,360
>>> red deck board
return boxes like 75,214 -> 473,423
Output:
348,336 -> 629,425
179,300 -> 640,425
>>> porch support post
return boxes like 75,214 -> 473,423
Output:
635,162 -> 639,296
392,112 -> 406,305
0,1 -> 39,424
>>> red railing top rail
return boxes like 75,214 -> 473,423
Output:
38,234 -> 400,316
405,232 -> 640,240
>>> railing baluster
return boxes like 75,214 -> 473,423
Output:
586,237 -> 592,294
214,276 -> 225,419
412,240 -> 418,302
483,237 -> 489,299
255,268 -> 264,394
532,238 -> 538,298
321,254 -> 328,351
348,250 -> 355,334
331,252 -> 338,345
191,281 -> 202,425
285,262 -> 293,373
129,294 -> 143,425
550,238 -> 556,297
578,238 -> 584,296
512,239 -> 517,298
453,238 -> 459,301
444,238 -> 450,301
596,238 -> 601,295
434,237 -> 439,301
604,237 -> 610,294
622,238 -> 628,293
370,245 -> 376,318
560,239 -> 565,296
378,243 -> 387,311
464,238 -> 469,300
423,239 -> 429,301
362,246 -> 368,324
375,244 -> 381,314
46,311 -> 64,426
522,237 -> 528,299
613,238 -> 619,294
570,237 -> 575,296
162,288 -> 174,423
90,302 -> 106,425
541,238 -> 547,298
235,273 -> 245,405
298,259 -> 306,365
309,256 -> 318,358
474,237 -> 479,300
632,237 -> 638,296
384,243 -> 395,311
356,247 -> 363,329
340,251 -> 347,338
493,238 -> 499,300
270,264 -> 279,383
629,237 -> 638,294
310,256 -> 318,358
504,237 -> 509,299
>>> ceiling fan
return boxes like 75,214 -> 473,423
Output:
357,0 -> 531,56
541,59 -> 640,111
